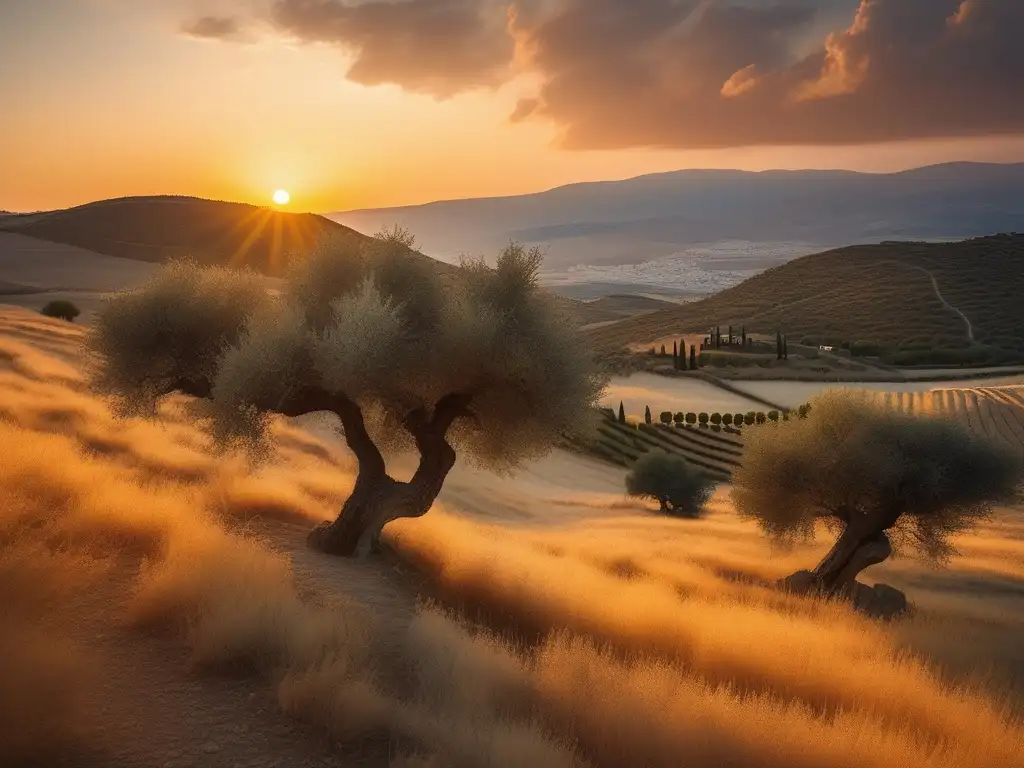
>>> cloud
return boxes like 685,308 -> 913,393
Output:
173,0 -> 1024,147
181,15 -> 248,41
267,0 -> 514,97
511,0 -> 1024,149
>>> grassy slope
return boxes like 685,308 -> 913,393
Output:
587,235 -> 1024,362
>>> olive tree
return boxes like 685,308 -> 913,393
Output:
625,451 -> 716,517
88,230 -> 604,556
732,391 -> 1021,593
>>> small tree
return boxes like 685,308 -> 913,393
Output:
767,410 -> 780,423
797,403 -> 811,419
698,412 -> 709,427
673,412 -> 685,426
41,300 -> 81,322
659,411 -> 673,425
722,413 -> 733,426
645,406 -> 653,425
626,452 -> 716,518
731,391 -> 1021,593
618,401 -> 627,424
88,234 -> 603,557
710,412 -> 722,426
755,412 -> 767,425
686,412 -> 697,425
744,412 -> 756,426
734,413 -> 745,428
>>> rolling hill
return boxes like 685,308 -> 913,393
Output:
0,195 -> 636,327
329,162 -> 1024,272
0,196 -> 372,278
586,234 -> 1024,365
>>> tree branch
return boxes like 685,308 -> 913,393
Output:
152,378 -> 386,477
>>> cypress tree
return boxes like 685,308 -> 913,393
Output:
661,344 -> 666,356
776,330 -> 783,360
783,336 -> 789,360
741,326 -> 746,346
728,325 -> 733,346
673,341 -> 679,368
644,405 -> 652,425
689,344 -> 697,369
716,326 -> 722,349
679,340 -> 688,370
618,401 -> 626,423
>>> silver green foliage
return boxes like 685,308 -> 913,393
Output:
731,390 -> 1022,561
89,229 -> 606,468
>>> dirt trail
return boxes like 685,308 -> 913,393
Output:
56,567 -> 390,768
881,261 -> 975,342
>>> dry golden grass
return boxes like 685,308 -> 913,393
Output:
1,304 -> 1023,767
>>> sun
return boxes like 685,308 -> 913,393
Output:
272,189 -> 290,206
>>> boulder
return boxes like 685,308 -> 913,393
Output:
778,570 -> 910,620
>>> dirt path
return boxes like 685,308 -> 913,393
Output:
881,261 -> 975,342
56,567 -> 390,768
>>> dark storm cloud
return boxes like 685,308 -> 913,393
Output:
512,0 -> 1024,148
267,0 -> 514,96
181,15 -> 247,40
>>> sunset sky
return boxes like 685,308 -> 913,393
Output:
2,0 -> 1023,213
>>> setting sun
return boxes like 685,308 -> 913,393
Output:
272,189 -> 290,206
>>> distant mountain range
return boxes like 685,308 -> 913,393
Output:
328,162 -> 1024,271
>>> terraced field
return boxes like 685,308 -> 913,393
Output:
874,386 -> 1024,455
591,413 -> 743,482
589,385 -> 1024,482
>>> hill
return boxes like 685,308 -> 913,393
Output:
0,195 -> 638,327
586,234 -> 1024,366
0,196 -> 376,278
329,162 -> 1024,274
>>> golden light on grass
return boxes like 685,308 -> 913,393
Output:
272,189 -> 291,206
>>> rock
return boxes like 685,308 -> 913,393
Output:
844,581 -> 910,620
778,570 -> 822,595
778,571 -> 910,620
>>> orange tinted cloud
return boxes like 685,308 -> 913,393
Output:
204,0 -> 1024,149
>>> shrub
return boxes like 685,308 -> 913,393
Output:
659,411 -> 673,425
767,411 -> 780,423
686,412 -> 697,425
40,300 -> 81,322
755,412 -> 767,425
797,403 -> 811,419
744,412 -> 756,426
625,451 -> 717,518
731,391 -> 1022,593
673,412 -> 685,426
698,412 -> 709,425
722,413 -> 733,426
710,413 -> 722,426
734,413 -> 745,428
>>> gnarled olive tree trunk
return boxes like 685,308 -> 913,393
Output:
811,509 -> 899,592
307,393 -> 470,557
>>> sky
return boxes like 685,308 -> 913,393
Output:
2,0 -> 1023,213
